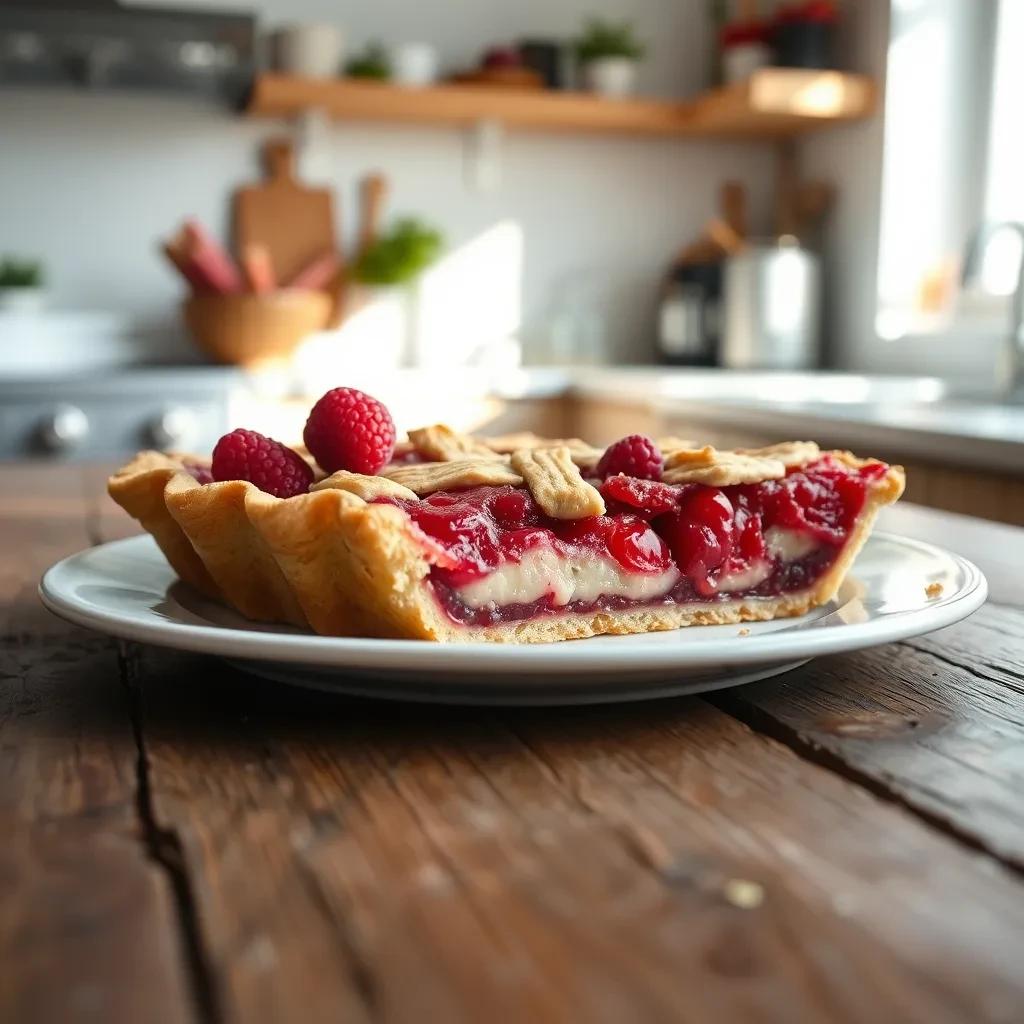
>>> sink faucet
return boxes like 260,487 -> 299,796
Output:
962,221 -> 1024,403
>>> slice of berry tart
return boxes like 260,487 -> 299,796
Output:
108,388 -> 905,643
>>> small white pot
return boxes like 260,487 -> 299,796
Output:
0,287 -> 46,314
390,43 -> 439,87
270,23 -> 345,78
722,42 -> 772,84
581,57 -> 638,98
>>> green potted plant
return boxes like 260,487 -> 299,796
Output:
574,18 -> 646,97
0,256 -> 46,313
351,217 -> 443,366
345,41 -> 391,80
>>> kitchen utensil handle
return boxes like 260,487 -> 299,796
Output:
264,138 -> 297,183
775,143 -> 799,238
721,181 -> 748,240
358,173 -> 388,258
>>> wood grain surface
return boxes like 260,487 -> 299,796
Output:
5,464 -> 1024,1024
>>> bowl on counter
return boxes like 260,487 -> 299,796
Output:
182,290 -> 333,368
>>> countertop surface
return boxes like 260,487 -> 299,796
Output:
6,462 -> 1024,1023
559,368 -> 1024,473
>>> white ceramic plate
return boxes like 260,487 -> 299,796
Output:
40,533 -> 986,706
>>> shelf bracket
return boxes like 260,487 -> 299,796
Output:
463,117 -> 503,194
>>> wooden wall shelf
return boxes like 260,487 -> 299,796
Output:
246,68 -> 876,140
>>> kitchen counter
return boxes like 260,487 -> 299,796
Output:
10,363 -> 1019,482
560,368 -> 1023,475
7,462 -> 1024,1022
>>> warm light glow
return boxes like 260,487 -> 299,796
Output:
293,220 -> 524,385
414,220 -> 523,367
752,71 -> 853,118
788,77 -> 846,117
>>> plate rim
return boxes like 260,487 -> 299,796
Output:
39,532 -> 987,670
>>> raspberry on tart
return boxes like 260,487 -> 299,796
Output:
303,387 -> 396,475
596,434 -> 663,481
212,428 -> 313,499
108,409 -> 906,644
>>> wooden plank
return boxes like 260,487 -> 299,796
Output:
0,506 -> 194,1023
245,70 -> 874,139
132,646 -> 1024,1023
715,602 -> 1024,871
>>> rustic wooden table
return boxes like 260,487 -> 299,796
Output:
5,464 -> 1024,1024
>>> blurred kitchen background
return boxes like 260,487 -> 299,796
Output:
2,0 -> 1023,524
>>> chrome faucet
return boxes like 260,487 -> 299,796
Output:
962,221 -> 1024,403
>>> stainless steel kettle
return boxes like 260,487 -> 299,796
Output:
721,238 -> 821,370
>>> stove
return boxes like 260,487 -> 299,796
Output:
0,367 -> 242,460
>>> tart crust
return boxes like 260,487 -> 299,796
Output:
108,448 -> 905,643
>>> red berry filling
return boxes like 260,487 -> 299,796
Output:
600,475 -> 680,515
656,488 -> 735,597
377,455 -> 886,626
183,460 -> 214,485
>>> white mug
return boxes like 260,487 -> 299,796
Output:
390,42 -> 440,87
270,23 -> 345,78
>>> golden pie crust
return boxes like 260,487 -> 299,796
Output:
108,437 -> 904,643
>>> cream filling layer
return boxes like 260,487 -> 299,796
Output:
765,526 -> 819,562
454,546 -> 681,610
714,527 -> 821,594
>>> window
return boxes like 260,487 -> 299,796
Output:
875,0 -> 1019,341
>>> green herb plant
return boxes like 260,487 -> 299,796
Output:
574,18 -> 646,63
0,257 -> 43,289
353,219 -> 443,287
345,42 -> 391,80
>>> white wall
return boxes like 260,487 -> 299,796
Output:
0,0 -> 777,364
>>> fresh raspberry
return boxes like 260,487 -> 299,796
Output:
600,475 -> 680,515
303,387 -> 396,475
211,428 -> 313,498
596,434 -> 663,481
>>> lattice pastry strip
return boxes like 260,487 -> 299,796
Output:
311,470 -> 417,502
735,441 -> 820,467
510,446 -> 605,519
382,459 -> 523,495
662,446 -> 788,486
408,424 -> 504,462
484,433 -> 604,469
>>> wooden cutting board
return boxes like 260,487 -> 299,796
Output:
234,138 -> 337,288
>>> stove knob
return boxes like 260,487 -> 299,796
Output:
38,405 -> 89,454
146,406 -> 199,451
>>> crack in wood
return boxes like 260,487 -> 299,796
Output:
117,642 -> 224,1024
706,688 -> 1024,881
901,641 -> 1024,695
